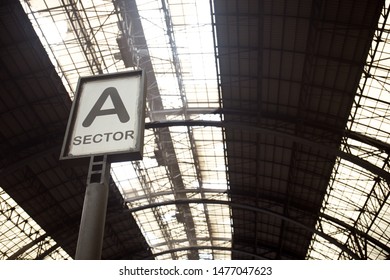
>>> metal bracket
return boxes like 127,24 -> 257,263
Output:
87,155 -> 110,185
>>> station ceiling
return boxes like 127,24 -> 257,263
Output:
0,0 -> 389,259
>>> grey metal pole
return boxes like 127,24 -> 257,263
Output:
75,155 -> 110,260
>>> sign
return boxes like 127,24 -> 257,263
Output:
60,70 -> 146,162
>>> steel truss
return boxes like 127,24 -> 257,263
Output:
125,198 -> 390,259
0,188 -> 69,260
112,0 -> 230,260
142,116 -> 390,259
307,1 -> 390,260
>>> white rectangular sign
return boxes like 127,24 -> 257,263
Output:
60,70 -> 146,162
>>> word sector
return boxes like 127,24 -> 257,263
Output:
73,130 -> 135,145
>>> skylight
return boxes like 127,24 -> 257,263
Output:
307,0 -> 390,260
0,187 -> 71,259
19,0 -> 231,260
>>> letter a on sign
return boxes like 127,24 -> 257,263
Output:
82,87 -> 130,127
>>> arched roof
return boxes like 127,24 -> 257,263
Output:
0,0 -> 389,260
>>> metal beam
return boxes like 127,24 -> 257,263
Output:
125,187 -> 316,217
127,198 -> 364,259
321,212 -> 390,255
148,236 -> 231,249
145,120 -> 390,182
125,188 -> 226,203
7,233 -> 49,260
147,245 -> 266,260
125,185 -> 390,257
35,244 -> 61,260
148,109 -> 390,154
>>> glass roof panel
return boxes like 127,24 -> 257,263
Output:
307,0 -> 390,260
17,0 -> 230,259
0,187 -> 71,260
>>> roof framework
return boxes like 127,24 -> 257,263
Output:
307,2 -> 390,259
0,0 -> 389,260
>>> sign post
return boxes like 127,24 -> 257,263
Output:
75,155 -> 110,259
60,70 -> 146,259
